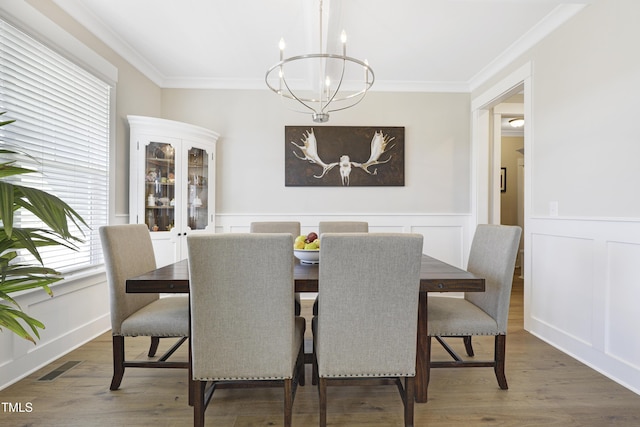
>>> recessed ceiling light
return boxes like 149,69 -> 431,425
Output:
509,118 -> 525,128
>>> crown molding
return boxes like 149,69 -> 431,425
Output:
52,0 -> 162,85
52,0 -> 591,93
468,3 -> 589,92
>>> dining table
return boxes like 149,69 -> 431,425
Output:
126,254 -> 485,403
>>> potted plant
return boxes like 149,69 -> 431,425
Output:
0,112 -> 88,343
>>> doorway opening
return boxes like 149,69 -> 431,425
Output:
494,91 -> 525,278
470,61 -> 531,326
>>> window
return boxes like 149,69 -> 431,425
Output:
0,17 -> 110,273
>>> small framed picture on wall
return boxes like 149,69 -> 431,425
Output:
500,167 -> 507,192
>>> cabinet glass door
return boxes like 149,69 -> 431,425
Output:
145,142 -> 176,232
187,147 -> 209,230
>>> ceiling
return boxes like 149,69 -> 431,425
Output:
53,0 -> 589,92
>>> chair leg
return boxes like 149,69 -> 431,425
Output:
312,351 -> 318,386
404,377 -> 415,427
319,377 -> 327,427
295,294 -> 302,316
494,334 -> 508,389
463,336 -> 474,357
193,380 -> 206,427
425,335 -> 432,401
148,336 -> 160,357
312,322 -> 318,385
188,339 -> 194,406
284,378 -> 293,427
297,345 -> 306,387
110,335 -> 125,390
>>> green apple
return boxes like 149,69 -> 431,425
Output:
304,240 -> 319,250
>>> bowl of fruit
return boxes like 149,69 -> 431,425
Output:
294,232 -> 320,264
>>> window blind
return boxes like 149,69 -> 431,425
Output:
0,17 -> 110,273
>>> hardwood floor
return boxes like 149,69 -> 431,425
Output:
2,271 -> 639,426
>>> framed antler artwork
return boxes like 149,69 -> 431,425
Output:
284,126 -> 405,186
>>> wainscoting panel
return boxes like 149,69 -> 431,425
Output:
216,213 -> 474,269
606,241 -> 640,370
216,213 -> 474,303
526,217 -> 640,395
530,232 -> 595,345
0,271 -> 110,390
413,225 -> 464,267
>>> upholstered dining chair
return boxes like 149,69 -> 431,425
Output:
250,221 -> 302,315
426,224 -> 522,394
250,221 -> 301,235
99,224 -> 189,391
318,221 -> 368,235
313,233 -> 423,427
314,221 -> 368,316
187,233 -> 306,427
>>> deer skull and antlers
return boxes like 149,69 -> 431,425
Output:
290,129 -> 395,186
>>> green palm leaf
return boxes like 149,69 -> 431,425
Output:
0,161 -> 35,178
0,305 -> 45,344
2,183 -> 87,240
0,227 -> 81,265
0,112 -> 16,127
0,263 -> 59,296
1,113 -> 88,344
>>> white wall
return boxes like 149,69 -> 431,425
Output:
159,89 -> 479,268
160,90 -> 472,216
160,89 -> 479,287
473,0 -> 640,394
529,1 -> 640,219
527,218 -> 640,393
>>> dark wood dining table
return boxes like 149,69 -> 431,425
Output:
126,254 -> 484,403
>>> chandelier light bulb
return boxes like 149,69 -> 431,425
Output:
325,76 -> 331,99
341,30 -> 347,55
364,59 -> 369,82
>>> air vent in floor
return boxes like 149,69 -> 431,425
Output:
38,361 -> 82,381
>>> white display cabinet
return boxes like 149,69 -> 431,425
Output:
128,115 -> 220,267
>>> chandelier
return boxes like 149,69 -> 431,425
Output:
265,0 -> 374,123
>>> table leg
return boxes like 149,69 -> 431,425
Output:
415,291 -> 429,403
